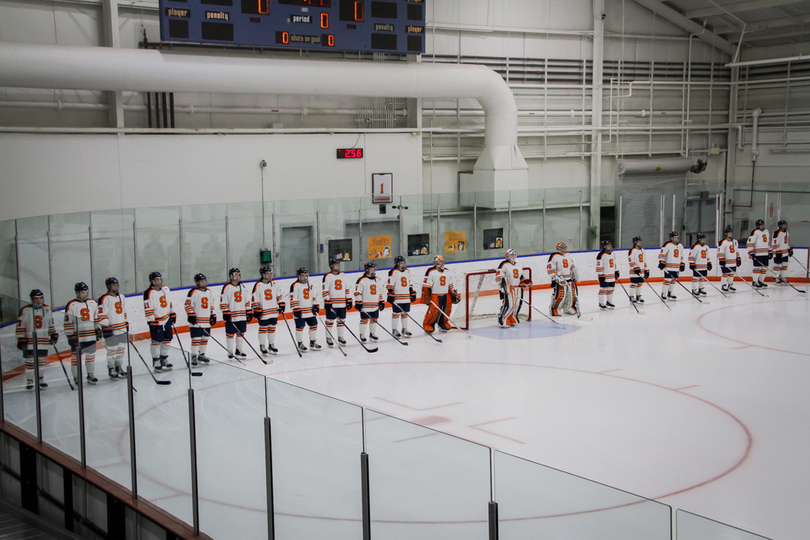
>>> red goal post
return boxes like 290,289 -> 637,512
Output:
455,268 -> 533,330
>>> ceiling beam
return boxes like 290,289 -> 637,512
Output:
713,14 -> 810,35
631,0 -> 737,54
742,27 -> 810,42
685,0 -> 805,19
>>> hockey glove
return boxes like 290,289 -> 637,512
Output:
223,313 -> 232,323
49,333 -> 59,345
690,264 -> 697,272
188,315 -> 197,325
16,340 -> 25,351
634,268 -> 642,275
148,319 -> 158,327
324,302 -> 332,315
210,314 -> 217,326
68,336 -> 78,351
789,248 -> 794,257
680,263 -> 686,272
615,271 -> 620,279
720,259 -> 726,268
95,328 -> 103,340
410,289 -> 417,303
170,313 -> 177,324
246,311 -> 253,323
278,303 -> 285,314
708,261 -> 713,271
658,262 -> 666,270
598,277 -> 607,288
102,328 -> 113,340
768,252 -> 774,260
345,299 -> 353,311
736,257 -> 741,266
644,270 -> 650,279
387,294 -> 395,305
293,309 -> 302,319
312,304 -> 320,315
378,301 -> 385,312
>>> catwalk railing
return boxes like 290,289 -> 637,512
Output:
0,311 -> 777,540
2,181 -> 809,323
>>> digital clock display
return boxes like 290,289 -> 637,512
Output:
337,148 -> 364,159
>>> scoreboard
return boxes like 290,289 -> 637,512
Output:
159,0 -> 425,55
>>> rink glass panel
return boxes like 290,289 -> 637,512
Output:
676,509 -> 773,540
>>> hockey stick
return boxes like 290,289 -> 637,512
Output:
428,299 -> 472,338
316,314 -> 348,357
280,313 -> 304,358
374,317 -> 409,346
336,316 -> 379,353
793,257 -> 810,276
126,337 -> 171,385
233,326 -> 268,364
203,328 -> 245,365
704,275 -> 730,298
737,274 -> 768,297
616,279 -> 645,314
642,276 -> 672,310
169,324 -> 203,377
675,279 -> 710,304
50,345 -> 75,391
766,267 -> 806,293
395,303 -> 442,343
519,296 -> 567,328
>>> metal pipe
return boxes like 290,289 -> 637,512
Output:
33,327 -> 43,443
660,195 -> 665,246
358,209 -> 363,273
751,107 -> 762,161
76,345 -> 87,468
315,211 -> 321,274
473,202 -> 478,260
617,196 -> 623,250
578,191 -> 583,250
132,219 -> 138,288
88,217 -> 95,297
187,389 -> 200,536
47,218 -> 55,302
15,220 -> 22,300
507,197 -> 512,247
542,197 -> 546,253
126,340 -> 138,499
265,417 -> 275,540
225,215 -> 230,271
727,54 -> 810,68
178,216 -> 183,287
672,195 -> 676,233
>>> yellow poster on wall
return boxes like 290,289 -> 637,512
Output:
368,235 -> 392,260
444,231 -> 467,254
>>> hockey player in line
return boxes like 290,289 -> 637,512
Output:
548,242 -> 580,317
628,236 -> 649,303
388,256 -> 417,337
323,259 -> 351,347
186,273 -> 217,365
221,268 -> 252,358
596,241 -> 619,310
658,231 -> 686,300
253,266 -> 285,355
290,267 -> 321,351
496,249 -> 531,326
747,219 -> 771,288
719,226 -> 742,292
689,233 -> 711,297
66,282 -> 101,385
356,262 -> 385,342
16,289 -> 59,390
143,272 -> 175,372
98,277 -> 129,379
772,220 -> 792,284
422,255 -> 459,333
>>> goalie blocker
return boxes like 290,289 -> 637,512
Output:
422,255 -> 460,333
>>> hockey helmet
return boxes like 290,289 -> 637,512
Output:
328,258 -> 340,269
194,273 -> 207,285
724,225 -> 733,235
433,254 -> 444,264
506,248 -> 517,262
105,277 -> 119,289
296,267 -> 309,276
364,261 -> 376,272
697,233 -> 706,240
259,266 -> 272,277
74,282 -> 89,293
755,219 -> 765,228
29,289 -> 44,299
395,255 -> 406,265
228,267 -> 241,280
778,219 -> 787,227
600,240 -> 613,250
556,242 -> 567,252
632,236 -> 642,244
669,231 -> 680,239
148,271 -> 162,285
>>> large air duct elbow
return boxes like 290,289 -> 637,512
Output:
0,42 -> 527,192
751,107 -> 762,161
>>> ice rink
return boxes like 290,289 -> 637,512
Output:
3,279 -> 809,540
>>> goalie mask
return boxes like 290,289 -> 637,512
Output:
505,249 -> 516,263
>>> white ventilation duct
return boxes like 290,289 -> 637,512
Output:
751,107 -> 762,162
0,42 -> 527,192
617,158 -> 696,175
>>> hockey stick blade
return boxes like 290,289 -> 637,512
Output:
127,337 -> 172,385
234,327 -> 267,364
316,314 -> 348,357
376,320 -> 409,346
428,300 -> 472,338
170,323 -> 203,376
766,267 -> 806,293
617,278 -> 644,315
397,304 -> 442,343
336,316 -> 379,353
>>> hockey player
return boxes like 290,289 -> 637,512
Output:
747,219 -> 772,288
658,232 -> 686,300
143,272 -> 175,372
772,220 -> 792,284
548,242 -> 580,316
422,255 -> 459,333
496,249 -> 532,326
689,233 -> 711,297
596,240 -> 619,310
186,273 -> 217,365
16,289 -> 58,390
252,266 -> 285,355
221,268 -> 252,358
356,262 -> 385,341
98,277 -> 128,380
323,259 -> 351,346
718,226 -> 742,292
628,236 -> 649,303
65,282 -> 100,385
290,267 -> 321,351
387,256 -> 417,337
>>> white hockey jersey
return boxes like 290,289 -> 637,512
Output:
16,305 -> 56,350
747,229 -> 771,257
719,238 -> 740,267
65,299 -> 99,343
387,268 -> 415,303
289,280 -> 317,316
689,244 -> 710,271
322,272 -> 352,307
496,260 -> 526,288
547,252 -> 575,280
422,267 -> 455,295
185,287 -> 217,327
628,247 -> 647,273
220,282 -> 250,321
98,293 -> 128,334
773,230 -> 790,255
355,275 -> 384,312
252,280 -> 285,320
596,251 -> 617,282
143,286 -> 174,323
658,242 -> 686,271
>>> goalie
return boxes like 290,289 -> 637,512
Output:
496,249 -> 532,327
422,255 -> 460,333
548,242 -> 581,317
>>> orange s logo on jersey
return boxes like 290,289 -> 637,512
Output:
303,288 -> 310,300
401,277 -> 408,287
234,291 -> 242,303
439,276 -> 446,287
762,234 -> 767,243
562,259 -> 569,268
609,259 -> 614,268
335,279 -> 343,290
159,296 -> 168,308
674,249 -> 679,258
639,253 -> 644,262
34,315 -> 42,329
264,290 -> 273,301
201,297 -> 209,309
513,269 -> 519,278
80,308 -> 90,321
370,284 -> 377,295
115,301 -> 123,314
729,246 -> 735,253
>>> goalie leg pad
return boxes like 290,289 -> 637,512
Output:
423,294 -> 441,332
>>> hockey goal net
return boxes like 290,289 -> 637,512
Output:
454,268 -> 533,330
